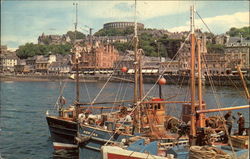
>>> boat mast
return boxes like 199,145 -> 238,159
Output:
190,5 -> 196,145
73,2 -> 80,103
133,0 -> 142,133
134,0 -> 138,103
197,38 -> 205,127
237,66 -> 250,100
138,50 -> 144,100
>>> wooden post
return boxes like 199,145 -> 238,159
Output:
138,50 -> 144,100
76,59 -> 80,103
196,105 -> 250,114
237,66 -> 250,99
133,0 -> 140,133
190,5 -> 196,145
197,39 -> 205,127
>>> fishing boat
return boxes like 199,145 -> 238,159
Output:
100,4 -> 250,159
102,139 -> 170,159
167,5 -> 249,159
77,1 -> 191,158
45,2 -> 81,150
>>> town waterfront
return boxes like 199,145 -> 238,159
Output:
0,81 -> 249,158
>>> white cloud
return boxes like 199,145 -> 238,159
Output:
81,1 -> 195,21
168,11 -> 249,34
1,35 -> 36,49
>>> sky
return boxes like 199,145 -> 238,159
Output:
1,0 -> 249,49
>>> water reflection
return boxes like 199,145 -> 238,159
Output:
53,149 -> 79,159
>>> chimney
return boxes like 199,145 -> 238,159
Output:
89,28 -> 93,47
111,45 -> 114,53
240,34 -> 243,44
201,35 -> 207,54
71,53 -> 76,64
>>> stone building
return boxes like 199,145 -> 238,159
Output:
48,54 -> 72,74
225,47 -> 249,71
114,50 -> 135,70
177,35 -> 229,75
177,34 -> 250,75
48,61 -> 71,74
72,42 -> 119,71
225,36 -> 250,47
94,35 -> 133,44
0,52 -> 19,72
103,22 -> 144,30
114,50 -> 161,75
14,60 -> 31,73
214,34 -> 228,45
160,60 -> 180,75
35,55 -> 56,73
202,53 -> 227,75
223,36 -> 250,73
38,33 -> 71,45
0,45 -> 8,54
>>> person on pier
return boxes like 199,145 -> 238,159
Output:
224,111 -> 236,135
223,111 -> 236,143
237,112 -> 245,135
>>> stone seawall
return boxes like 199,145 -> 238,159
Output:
0,74 -> 249,86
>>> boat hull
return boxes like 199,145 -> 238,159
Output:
78,124 -> 133,157
101,146 -> 167,159
46,116 -> 78,150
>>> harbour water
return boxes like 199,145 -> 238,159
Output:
0,81 -> 249,159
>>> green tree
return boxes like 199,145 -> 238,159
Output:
113,42 -> 132,53
226,26 -> 250,39
16,43 -> 38,59
138,33 -> 157,56
94,27 -> 134,36
206,43 -> 225,53
16,43 -> 73,59
66,31 -> 86,41
158,35 -> 182,59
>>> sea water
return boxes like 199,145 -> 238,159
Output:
0,81 -> 249,158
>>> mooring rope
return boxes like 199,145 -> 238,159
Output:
190,146 -> 231,159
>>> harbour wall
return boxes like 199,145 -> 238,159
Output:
0,74 -> 249,86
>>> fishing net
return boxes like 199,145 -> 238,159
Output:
189,146 -> 231,159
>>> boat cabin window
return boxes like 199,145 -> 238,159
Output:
151,104 -> 161,110
63,111 -> 73,118
158,104 -> 161,109
148,104 -> 153,109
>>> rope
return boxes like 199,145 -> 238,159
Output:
226,75 -> 247,102
104,33 -> 192,147
110,79 -> 125,113
201,47 -> 237,159
89,36 -> 134,108
53,80 -> 67,111
195,11 -> 213,34
140,33 -> 191,103
82,77 -> 92,103
104,102 -> 139,146
190,146 -> 231,159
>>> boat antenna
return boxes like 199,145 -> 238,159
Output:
189,4 -> 196,145
73,2 -> 78,43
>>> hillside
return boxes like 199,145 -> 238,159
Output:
16,26 -> 249,59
